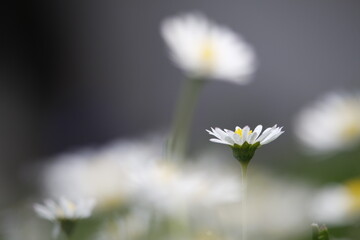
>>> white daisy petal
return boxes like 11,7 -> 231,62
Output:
206,128 -> 220,138
210,138 -> 231,145
260,129 -> 278,142
255,127 -> 274,143
248,132 -> 259,144
34,204 -> 55,221
253,125 -> 263,136
214,127 -> 228,139
261,131 -> 284,145
34,197 -> 96,221
242,126 -> 250,142
231,132 -> 243,145
214,128 -> 235,145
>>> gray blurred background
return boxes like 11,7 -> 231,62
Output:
1,1 -> 360,202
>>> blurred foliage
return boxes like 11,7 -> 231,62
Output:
275,146 -> 360,185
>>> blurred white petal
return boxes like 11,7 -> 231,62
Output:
161,12 -> 256,84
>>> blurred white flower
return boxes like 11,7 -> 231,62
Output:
94,208 -> 151,240
207,125 -> 284,146
161,12 -> 256,84
34,197 -> 95,221
217,170 -> 312,240
311,179 -> 360,225
295,92 -> 360,153
42,136 -> 240,219
41,137 -> 163,211
133,160 -> 241,216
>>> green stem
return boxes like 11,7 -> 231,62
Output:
58,220 -> 75,240
241,163 -> 248,240
147,209 -> 159,240
312,223 -> 329,240
167,78 -> 205,160
119,218 -> 128,240
312,225 -> 318,240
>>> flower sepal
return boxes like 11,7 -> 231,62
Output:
231,142 -> 260,166
60,219 -> 76,237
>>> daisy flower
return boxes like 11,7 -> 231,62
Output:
311,179 -> 360,225
207,125 -> 283,240
161,12 -> 256,84
218,171 -> 312,239
34,197 -> 95,237
295,92 -> 360,154
132,161 -> 241,216
207,125 -> 284,165
41,136 -> 163,211
34,197 -> 95,221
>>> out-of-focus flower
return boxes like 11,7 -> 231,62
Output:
94,208 -> 151,240
41,137 -> 163,211
207,125 -> 284,165
34,197 -> 95,221
295,92 -> 360,154
42,136 -> 240,220
311,179 -> 360,225
218,170 -> 312,240
133,160 -> 241,216
161,12 -> 256,84
42,135 -> 239,217
34,197 -> 96,237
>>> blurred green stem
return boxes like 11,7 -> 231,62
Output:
241,163 -> 248,240
312,223 -> 329,240
56,220 -> 75,240
148,209 -> 160,240
119,218 -> 128,240
167,78 -> 205,160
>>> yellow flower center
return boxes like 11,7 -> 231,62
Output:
340,102 -> 360,140
200,40 -> 216,67
56,209 -> 66,218
101,195 -> 126,210
156,163 -> 178,182
235,128 -> 252,137
341,123 -> 360,140
57,201 -> 76,218
67,201 -> 76,212
345,179 -> 360,211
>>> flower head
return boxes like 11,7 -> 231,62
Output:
311,179 -> 360,225
295,92 -> 360,154
132,160 -> 240,215
41,137 -> 163,211
34,197 -> 95,222
161,12 -> 256,84
212,169 -> 312,239
207,125 -> 284,164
